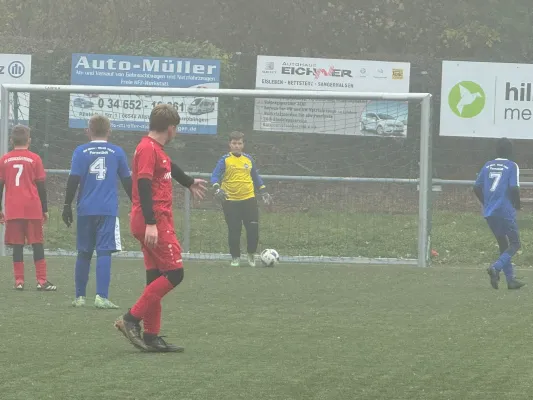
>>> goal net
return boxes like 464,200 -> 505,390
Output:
0,84 -> 432,266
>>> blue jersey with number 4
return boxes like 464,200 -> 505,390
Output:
70,140 -> 130,217
474,158 -> 519,218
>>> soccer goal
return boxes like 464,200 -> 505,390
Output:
0,84 -> 432,267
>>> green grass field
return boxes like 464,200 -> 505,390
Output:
2,258 -> 533,400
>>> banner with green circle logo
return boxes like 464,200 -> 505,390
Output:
448,81 -> 485,118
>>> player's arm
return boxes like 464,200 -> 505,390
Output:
64,175 -> 80,206
117,148 -> 133,201
510,163 -> 521,210
473,168 -> 484,205
170,162 -> 194,188
251,158 -> 271,204
62,151 -> 82,226
35,181 -> 48,213
34,157 -> 48,214
170,161 -> 206,200
136,146 -> 157,225
211,156 -> 227,200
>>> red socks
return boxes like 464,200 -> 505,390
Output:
14,259 -> 48,285
35,259 -> 47,285
143,302 -> 162,336
130,275 -> 174,327
13,262 -> 24,284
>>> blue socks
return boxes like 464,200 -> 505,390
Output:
75,252 -> 91,297
502,261 -> 514,281
96,253 -> 111,298
75,251 -> 112,298
492,254 -> 514,281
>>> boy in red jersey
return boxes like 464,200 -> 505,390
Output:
114,104 -> 206,352
0,125 -> 56,291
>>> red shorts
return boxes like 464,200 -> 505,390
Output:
5,219 -> 44,245
130,211 -> 182,271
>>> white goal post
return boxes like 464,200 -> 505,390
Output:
0,84 -> 433,267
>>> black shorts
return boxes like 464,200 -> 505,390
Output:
222,197 -> 258,224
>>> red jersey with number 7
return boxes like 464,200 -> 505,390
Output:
0,149 -> 46,220
131,136 -> 173,217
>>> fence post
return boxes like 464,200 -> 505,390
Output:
0,85 -> 9,256
417,94 -> 433,268
183,189 -> 191,253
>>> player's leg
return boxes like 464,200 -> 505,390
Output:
487,216 -> 523,289
73,215 -> 94,305
242,197 -> 259,267
141,228 -> 184,352
6,220 -> 26,289
503,220 -> 524,289
93,216 -> 121,309
223,200 -> 243,266
494,235 -> 515,280
114,218 -> 152,351
485,216 -> 506,288
142,269 -> 184,352
119,251 -> 175,351
120,225 -> 184,352
142,269 -> 162,340
141,267 -> 184,353
12,244 -> 24,289
26,219 -> 56,291
145,227 -> 184,352
12,244 -> 24,290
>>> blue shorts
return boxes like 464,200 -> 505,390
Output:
485,216 -> 519,239
77,215 -> 122,253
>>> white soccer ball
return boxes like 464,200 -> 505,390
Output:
260,249 -> 280,267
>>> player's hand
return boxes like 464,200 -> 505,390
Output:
62,205 -> 73,227
0,211 -> 4,225
144,224 -> 158,248
259,188 -> 272,205
261,192 -> 272,205
43,212 -> 49,223
213,184 -> 227,202
189,178 -> 207,200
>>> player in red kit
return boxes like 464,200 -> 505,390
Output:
114,104 -> 206,352
0,125 -> 56,291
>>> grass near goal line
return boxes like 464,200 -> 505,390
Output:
40,207 -> 533,266
2,258 -> 533,400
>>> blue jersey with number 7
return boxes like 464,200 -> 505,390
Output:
474,158 -> 519,218
69,140 -> 131,217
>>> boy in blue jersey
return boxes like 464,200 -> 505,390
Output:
474,138 -> 525,290
62,115 -> 133,308
211,131 -> 271,267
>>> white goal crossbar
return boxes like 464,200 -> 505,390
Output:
0,84 -> 433,267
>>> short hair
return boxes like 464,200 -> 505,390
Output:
149,104 -> 180,132
88,115 -> 111,138
496,137 -> 513,159
11,124 -> 30,146
229,131 -> 244,141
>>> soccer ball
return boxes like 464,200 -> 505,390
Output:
260,249 -> 280,267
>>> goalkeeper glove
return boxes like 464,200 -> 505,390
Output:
259,187 -> 272,205
62,204 -> 73,227
212,183 -> 227,202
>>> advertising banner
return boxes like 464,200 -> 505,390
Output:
69,53 -> 221,134
440,60 -> 533,139
0,54 -> 32,125
253,55 -> 411,136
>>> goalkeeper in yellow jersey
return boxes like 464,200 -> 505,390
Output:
211,131 -> 272,267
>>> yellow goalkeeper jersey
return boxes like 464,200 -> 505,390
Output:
210,152 -> 266,201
